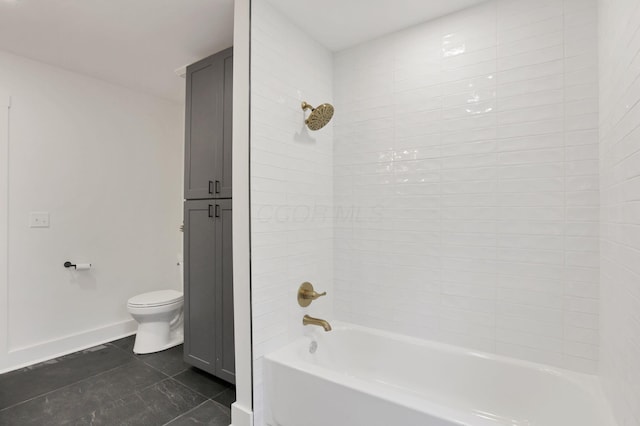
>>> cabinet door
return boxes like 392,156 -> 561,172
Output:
215,200 -> 235,383
183,200 -> 235,381
183,200 -> 217,372
184,48 -> 233,200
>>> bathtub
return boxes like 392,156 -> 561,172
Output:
263,322 -> 617,426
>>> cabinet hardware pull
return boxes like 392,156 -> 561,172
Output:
215,180 -> 221,193
208,180 -> 214,194
215,204 -> 221,218
208,204 -> 214,218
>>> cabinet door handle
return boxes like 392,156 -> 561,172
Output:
208,204 -> 214,218
215,180 -> 221,194
215,204 -> 221,218
208,180 -> 214,194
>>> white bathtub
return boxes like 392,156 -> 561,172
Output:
263,322 -> 617,426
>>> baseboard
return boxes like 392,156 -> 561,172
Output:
230,402 -> 254,426
0,319 -> 137,374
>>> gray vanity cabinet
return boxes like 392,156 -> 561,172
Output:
184,47 -> 233,200
183,199 -> 235,383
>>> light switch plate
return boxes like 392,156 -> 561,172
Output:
29,212 -> 50,228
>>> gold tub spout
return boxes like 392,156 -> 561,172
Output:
303,315 -> 332,332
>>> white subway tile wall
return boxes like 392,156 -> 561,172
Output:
599,0 -> 640,424
250,1 -> 334,424
333,0 -> 599,373
251,0 -> 603,423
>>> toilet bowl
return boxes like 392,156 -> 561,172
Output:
127,289 -> 184,354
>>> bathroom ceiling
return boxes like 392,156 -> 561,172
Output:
0,0 -> 234,102
268,0 -> 489,51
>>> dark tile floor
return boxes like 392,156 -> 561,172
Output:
0,335 -> 235,426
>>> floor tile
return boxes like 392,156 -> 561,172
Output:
211,388 -> 236,409
0,337 -> 226,425
136,345 -> 190,376
0,359 -> 165,425
110,337 -> 189,377
71,378 -> 205,425
163,400 -> 230,426
0,344 -> 133,410
172,368 -> 231,398
109,335 -> 136,352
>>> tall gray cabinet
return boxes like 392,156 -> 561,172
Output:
183,47 -> 235,384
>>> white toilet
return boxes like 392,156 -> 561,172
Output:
127,289 -> 184,354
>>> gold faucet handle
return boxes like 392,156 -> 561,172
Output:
306,289 -> 327,299
297,282 -> 327,307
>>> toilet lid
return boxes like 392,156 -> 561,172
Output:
127,290 -> 183,307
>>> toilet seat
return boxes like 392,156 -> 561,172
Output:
127,290 -> 183,308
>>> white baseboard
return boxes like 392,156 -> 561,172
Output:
0,319 -> 137,374
231,402 -> 254,426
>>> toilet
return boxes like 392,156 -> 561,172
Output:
127,289 -> 184,354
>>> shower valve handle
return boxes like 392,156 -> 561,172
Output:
298,282 -> 327,307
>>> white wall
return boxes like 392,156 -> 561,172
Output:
231,0 -> 254,425
598,0 -> 640,424
0,90 -> 9,364
250,1 -> 334,424
332,0 -> 599,373
0,50 -> 183,372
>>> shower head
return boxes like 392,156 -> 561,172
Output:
301,101 -> 334,131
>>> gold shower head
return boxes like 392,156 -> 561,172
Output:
302,101 -> 334,131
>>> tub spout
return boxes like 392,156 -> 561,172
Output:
303,315 -> 332,332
